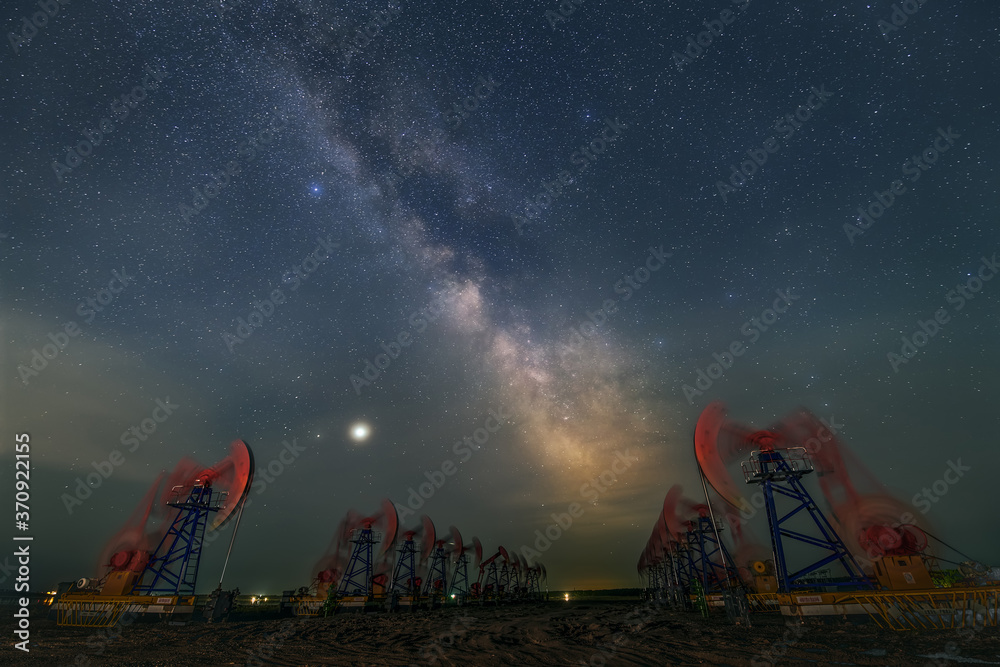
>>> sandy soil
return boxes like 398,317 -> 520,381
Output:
4,599 -> 999,666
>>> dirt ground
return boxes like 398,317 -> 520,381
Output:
4,599 -> 999,666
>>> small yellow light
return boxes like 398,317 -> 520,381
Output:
564,593 -> 570,601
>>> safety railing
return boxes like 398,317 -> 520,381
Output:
832,587 -> 999,631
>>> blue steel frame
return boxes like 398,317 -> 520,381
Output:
339,527 -> 378,597
132,484 -> 220,595
751,448 -> 872,592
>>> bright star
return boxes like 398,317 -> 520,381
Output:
349,422 -> 371,442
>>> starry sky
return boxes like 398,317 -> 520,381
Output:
2,1 -> 999,594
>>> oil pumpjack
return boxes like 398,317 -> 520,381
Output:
679,401 -> 1000,628
423,525 -> 460,607
55,440 -> 254,627
283,500 -> 398,616
448,533 -> 481,603
387,514 -> 435,610
326,499 -> 398,612
477,546 -> 512,602
524,561 -> 546,600
696,403 -> 872,595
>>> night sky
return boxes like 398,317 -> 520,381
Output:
2,0 -> 999,594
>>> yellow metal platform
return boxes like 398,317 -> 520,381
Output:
761,586 -> 1000,630
55,593 -> 196,627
